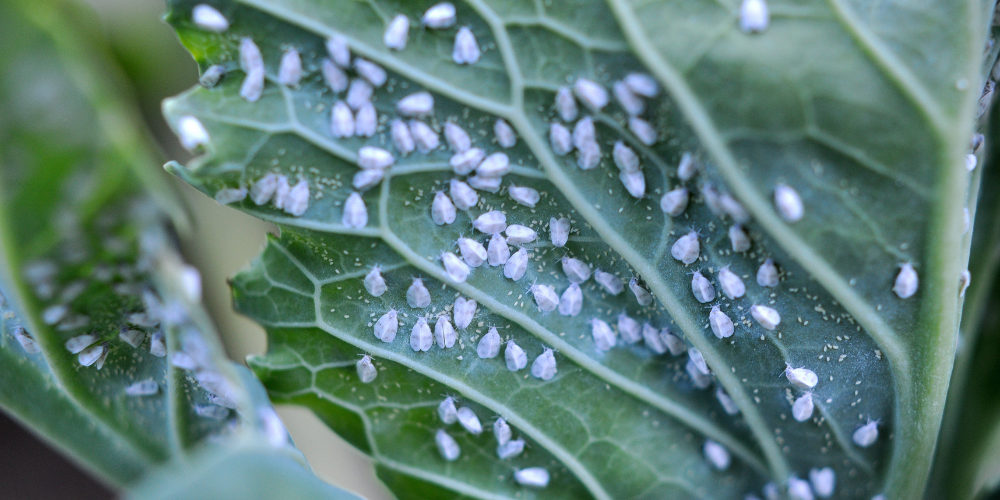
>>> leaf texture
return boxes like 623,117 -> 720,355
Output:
162,0 -> 988,497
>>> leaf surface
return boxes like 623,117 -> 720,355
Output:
163,0 -> 988,497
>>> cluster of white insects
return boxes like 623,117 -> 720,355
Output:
180,1 -> 938,497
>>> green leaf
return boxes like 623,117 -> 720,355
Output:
0,2 -> 352,497
163,0 -> 987,497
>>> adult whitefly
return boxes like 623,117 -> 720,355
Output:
577,141 -> 602,170
703,440 -> 731,470
79,344 -> 106,367
504,248 -> 528,280
423,2 -> 457,28
458,237 -> 487,267
431,192 -> 457,225
488,233 -> 510,266
384,14 -> 409,50
410,120 -> 440,154
434,316 -> 457,349
364,267 -> 387,297
618,314 -> 642,344
442,252 -> 470,283
322,59 -> 349,93
549,217 -> 570,247
346,79 -> 373,110
555,86 -> 578,122
613,141 -> 640,173
792,392 -> 814,422
354,102 -> 377,137
715,388 -> 739,415
662,330 -> 687,356
973,132 -> 985,152
774,184 -> 804,222
751,305 -> 781,330
787,476 -> 813,500
449,148 -> 484,176
718,266 -> 745,299
624,72 -> 660,98
358,146 -> 395,170
591,318 -> 616,351
150,332 -> 167,357
126,379 -> 159,397
397,91 -> 434,116
272,175 -> 290,210
687,359 -> 712,389
628,117 -> 657,145
278,48 -> 302,87
677,152 -> 698,181
407,278 -> 432,308
785,364 -> 818,390
119,329 -> 145,348
509,185 -> 540,208
671,231 -> 700,264
438,397 -> 458,423
561,257 -> 592,283
192,4 -> 229,32
66,334 -> 97,354
374,309 -> 399,342
968,153 -> 979,172
505,341 -> 528,371
514,467 -> 550,488
450,179 -> 478,210
613,81 -> 645,116
391,119 -> 416,155
410,317 -> 433,351
214,187 -> 247,205
452,27 -> 481,65
531,284 -> 559,312
764,483 -> 780,500
477,152 -> 510,178
894,262 -> 919,299
809,467 -> 835,499
435,429 -> 460,461
473,210 -> 506,234
354,58 -> 387,87
572,117 -> 596,150
558,283 -> 583,317
757,258 -> 780,287
497,438 -> 525,459
177,115 -> 210,151
356,355 -> 377,383
494,119 -> 517,148
199,64 -> 225,88
468,174 -> 502,192
238,39 -> 264,102
620,171 -> 646,198
505,224 -> 537,245
326,35 -> 351,68
444,122 -> 472,153
342,192 -> 368,229
477,327 -> 501,358
353,169 -> 384,192
729,224 -> 751,252
284,180 -> 309,216
689,348 -> 710,375
960,270 -> 972,297
574,78 -> 609,109
454,296 -> 477,329
739,0 -> 770,33
629,277 -> 653,306
709,306 -> 734,339
594,269 -> 624,295
853,421 -> 879,448
549,123 -> 573,156
531,348 -> 557,380
642,323 -> 667,354
493,418 -> 512,447
719,193 -> 750,223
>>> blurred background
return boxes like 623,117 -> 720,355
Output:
0,0 -> 393,498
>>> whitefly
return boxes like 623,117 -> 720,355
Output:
478,327 -> 501,358
671,231 -> 700,265
407,278 -> 432,308
342,192 -> 368,229
346,79 -> 373,110
383,14 -> 409,50
709,305 -> 734,339
718,266 -> 745,299
549,217 -> 570,247
505,224 -> 536,245
449,179 -> 478,210
531,284 -> 559,312
494,119 -> 516,148
326,34 -> 351,68
628,117 -> 657,145
356,355 -> 377,383
591,318 -> 616,351
444,122 -> 472,152
278,48 -> 302,87
488,233 -> 510,267
442,252 -> 470,283
452,27 -> 481,65
629,277 -> 653,306
322,59 -> 348,93
509,185 -> 540,208
410,317 -> 433,352
504,248 -> 528,281
435,429 -> 460,461
354,103 -> 377,136
618,314 -> 642,344
453,297 -> 477,329
558,282 -> 583,317
555,86 -> 578,122
458,237 -> 487,267
392,119 -> 416,155
422,2 -> 457,29
353,169 -> 384,192
549,123 -> 573,156
410,120 -> 440,154
192,4 -> 229,32
374,309 -> 398,342
531,348 -> 557,380
573,78 -> 609,109
435,316 -> 456,348
438,397 -> 458,423
613,81 -> 645,116
432,191 -> 457,225
561,256 -> 592,283
364,267 -> 387,296
505,341 -> 527,371
397,91 -> 434,116
354,58 -> 387,87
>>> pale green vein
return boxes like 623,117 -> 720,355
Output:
502,15 -> 631,52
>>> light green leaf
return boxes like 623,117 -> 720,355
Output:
163,0 -> 989,498
0,2 -> 351,498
